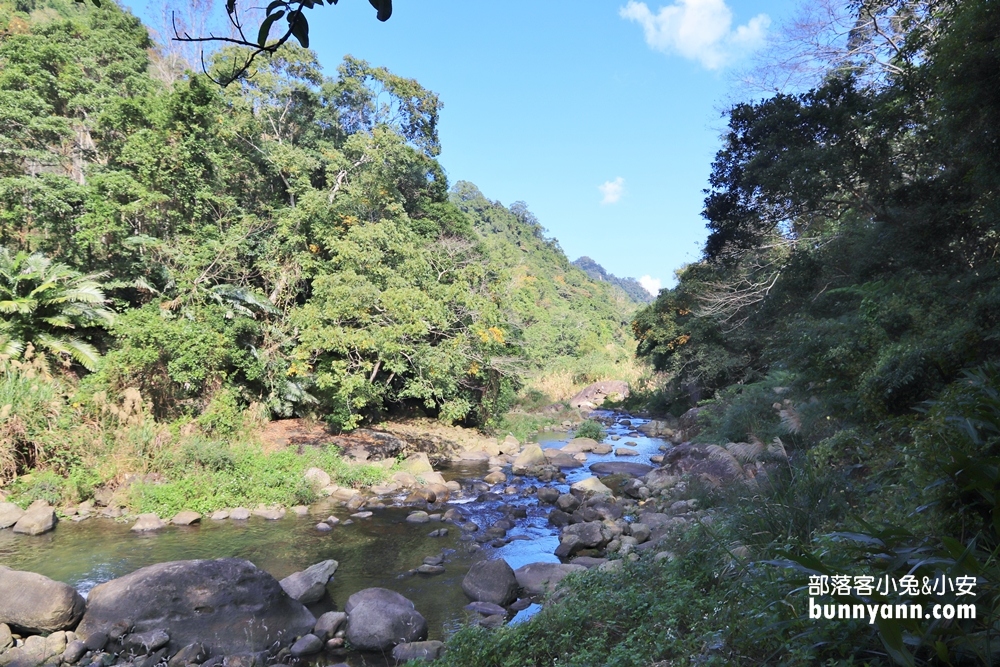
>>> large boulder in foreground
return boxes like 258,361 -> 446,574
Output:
0,566 -> 85,633
461,559 -> 518,606
77,559 -> 315,657
344,588 -> 427,652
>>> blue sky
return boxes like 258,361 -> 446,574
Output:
141,0 -> 798,293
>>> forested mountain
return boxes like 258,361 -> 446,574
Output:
0,0 -> 634,449
571,256 -> 653,304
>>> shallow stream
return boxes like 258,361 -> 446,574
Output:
0,413 -> 671,665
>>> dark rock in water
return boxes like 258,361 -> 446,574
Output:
344,588 -> 427,652
313,611 -> 347,641
555,494 -> 580,512
589,462 -> 653,477
536,487 -> 560,504
279,560 -> 338,604
461,559 -> 518,606
509,598 -> 532,611
391,640 -> 444,662
464,601 -> 506,616
289,634 -> 322,657
513,562 -> 587,596
0,566 -> 86,633
416,565 -> 445,575
547,509 -> 572,527
77,558 -> 316,658
570,556 -> 608,569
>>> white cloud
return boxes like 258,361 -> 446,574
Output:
599,177 -> 626,204
620,0 -> 770,69
639,275 -> 662,296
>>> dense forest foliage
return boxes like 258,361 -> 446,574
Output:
0,0 -> 638,498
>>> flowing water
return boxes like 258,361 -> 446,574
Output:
0,413 -> 671,665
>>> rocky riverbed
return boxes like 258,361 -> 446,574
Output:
0,407 -> 780,666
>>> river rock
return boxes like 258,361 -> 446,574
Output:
289,634 -> 322,657
0,623 -> 11,651
252,507 -> 285,520
461,559 -> 518,606
499,435 -> 520,456
230,508 -> 251,520
313,612 -> 347,641
568,380 -> 629,409
590,462 -> 653,477
400,453 -> 434,475
555,494 -> 580,512
62,640 -> 87,664
391,640 -> 444,662
77,558 -> 316,657
570,476 -> 613,497
561,438 -> 598,453
484,471 -> 507,485
464,601 -> 506,616
536,487 -> 560,504
210,511 -> 229,520
614,447 -> 639,456
279,560 -> 338,604
0,503 -> 24,530
131,513 -> 166,532
514,562 -> 587,596
122,629 -> 170,653
544,451 -> 583,468
630,523 -> 651,543
344,588 -> 427,651
591,443 -> 613,454
167,642 -> 207,667
643,469 -> 679,493
170,511 -> 201,526
406,511 -> 430,524
12,501 -> 55,535
303,467 -> 331,492
0,567 -> 85,634
511,445 -> 545,473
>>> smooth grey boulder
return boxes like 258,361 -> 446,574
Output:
289,634 -> 322,657
77,558 -> 315,658
344,588 -> 427,651
0,623 -> 12,651
313,612 -> 347,641
170,511 -> 201,526
0,566 -> 85,633
0,503 -> 24,530
536,488 -> 560,504
589,462 -> 653,477
278,560 -> 338,604
463,601 -> 506,616
513,562 -> 587,596
11,501 -> 55,535
130,513 -> 166,532
391,640 -> 444,662
62,640 -> 87,664
461,559 -> 518,606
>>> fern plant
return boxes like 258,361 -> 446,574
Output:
0,247 -> 114,371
